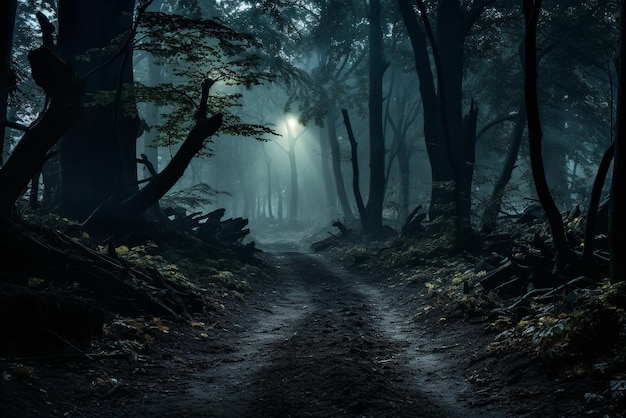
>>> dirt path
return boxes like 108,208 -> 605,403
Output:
163,241 -> 507,417
1,241 -> 521,417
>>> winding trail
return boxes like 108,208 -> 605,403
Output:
170,241 -> 505,417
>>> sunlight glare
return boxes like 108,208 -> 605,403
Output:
287,118 -> 299,129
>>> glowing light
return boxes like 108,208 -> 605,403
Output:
287,118 -> 299,129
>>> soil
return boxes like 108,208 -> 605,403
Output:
0,239 -> 611,417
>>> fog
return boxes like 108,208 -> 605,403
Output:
4,0 -> 617,240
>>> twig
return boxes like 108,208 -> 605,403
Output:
43,329 -> 96,361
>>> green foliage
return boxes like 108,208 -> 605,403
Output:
133,11 -> 281,146
80,7 -> 282,151
279,0 -> 370,126
532,297 -> 622,359
161,183 -> 229,210
137,12 -> 267,86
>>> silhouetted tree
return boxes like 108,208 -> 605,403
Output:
397,0 -> 487,247
363,0 -> 388,235
0,0 -> 17,165
610,0 -> 626,282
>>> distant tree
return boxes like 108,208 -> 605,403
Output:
282,0 -> 368,224
382,65 -> 421,225
275,120 -> 305,223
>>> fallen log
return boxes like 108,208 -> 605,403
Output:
312,220 -> 351,252
479,260 -> 515,291
402,205 -> 426,237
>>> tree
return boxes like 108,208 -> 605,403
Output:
55,0 -> 143,220
0,0 -> 271,229
274,119 -> 305,224
383,66 -> 421,224
397,0 -> 489,246
475,1 -> 616,231
0,46 -> 82,216
523,0 -> 576,268
0,0 -> 17,165
362,0 -> 388,235
610,0 -> 626,282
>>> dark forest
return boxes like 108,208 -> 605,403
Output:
2,0 -> 626,416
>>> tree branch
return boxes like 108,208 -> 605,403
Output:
342,108 -> 365,219
464,0 -> 495,37
475,113 -> 518,143
0,47 -> 82,215
83,80 -> 222,229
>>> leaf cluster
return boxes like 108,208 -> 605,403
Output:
160,183 -> 229,210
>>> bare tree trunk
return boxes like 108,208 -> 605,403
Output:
0,47 -> 82,216
342,109 -> 365,221
584,143 -> 613,264
287,138 -> 298,222
83,80 -> 222,230
142,54 -> 161,179
317,125 -> 336,218
261,146 -> 273,220
0,0 -> 17,165
364,0 -> 387,235
57,0 -> 141,220
610,0 -> 626,282
397,143 -> 410,223
523,0 -> 576,268
327,111 -> 354,223
481,101 -> 526,231
277,181 -> 283,222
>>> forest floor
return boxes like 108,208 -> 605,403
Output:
0,235 -> 621,417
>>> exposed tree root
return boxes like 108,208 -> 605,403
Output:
0,215 -> 207,351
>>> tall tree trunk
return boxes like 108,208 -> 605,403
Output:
610,0 -> 626,282
397,140 -> 410,223
83,79 -> 222,231
342,108 -> 366,221
287,138 -> 298,222
235,158 -> 252,219
432,0 -> 476,239
0,0 -> 17,165
277,180 -> 283,222
2,107 -> 15,164
397,0 -> 448,221
481,101 -> 526,231
584,142 -> 614,264
57,0 -> 140,221
327,111 -> 354,223
383,67 -> 417,225
365,0 -> 386,235
317,125 -> 336,218
142,55 -> 161,179
399,0 -> 490,246
0,47 -> 82,216
523,0 -> 575,268
261,146 -> 273,220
